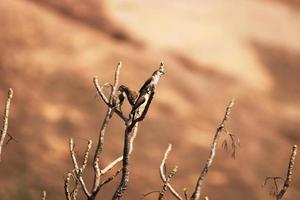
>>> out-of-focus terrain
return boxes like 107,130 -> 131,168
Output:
0,0 -> 299,199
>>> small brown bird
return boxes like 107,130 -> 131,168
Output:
118,85 -> 139,106
130,63 -> 165,120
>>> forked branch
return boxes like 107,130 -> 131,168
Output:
159,144 -> 183,200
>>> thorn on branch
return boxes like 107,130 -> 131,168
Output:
141,191 -> 160,199
100,168 -> 122,188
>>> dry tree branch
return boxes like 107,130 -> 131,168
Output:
159,144 -> 183,200
64,62 -> 163,200
158,166 -> 178,200
0,88 -> 13,162
184,189 -> 189,200
64,172 -> 73,200
41,190 -> 47,200
100,124 -> 139,176
91,62 -> 123,199
190,99 -> 235,200
264,145 -> 297,200
113,64 -> 164,199
112,124 -> 138,199
69,139 -> 91,198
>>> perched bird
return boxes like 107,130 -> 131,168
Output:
130,63 -> 165,121
118,85 -> 139,106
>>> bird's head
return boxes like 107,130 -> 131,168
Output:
118,85 -> 127,92
152,62 -> 165,77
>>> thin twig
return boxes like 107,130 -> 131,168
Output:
41,190 -> 46,200
184,189 -> 189,200
64,172 -> 72,200
100,124 -> 138,176
69,139 -> 91,198
159,144 -> 183,200
100,168 -> 122,188
158,166 -> 178,200
190,99 -> 235,200
0,88 -> 13,162
277,145 -> 297,199
264,145 -> 298,200
82,140 -> 92,171
142,191 -> 160,199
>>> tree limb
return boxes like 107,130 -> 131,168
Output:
159,166 -> 178,200
159,144 -> 183,200
190,99 -> 235,200
41,190 -> 47,200
0,88 -> 13,162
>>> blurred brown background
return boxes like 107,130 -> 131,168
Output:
0,0 -> 299,199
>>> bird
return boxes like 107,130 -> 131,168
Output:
118,85 -> 139,106
130,63 -> 165,121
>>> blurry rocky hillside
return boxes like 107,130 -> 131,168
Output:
0,0 -> 299,199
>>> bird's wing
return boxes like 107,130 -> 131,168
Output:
139,77 -> 152,93
132,96 -> 146,111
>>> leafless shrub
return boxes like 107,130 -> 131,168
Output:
142,99 -> 239,200
64,62 -> 165,200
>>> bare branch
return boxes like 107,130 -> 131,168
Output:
265,145 -> 297,200
93,76 -> 109,105
64,172 -> 72,200
277,145 -> 297,199
100,168 -> 122,188
100,125 -> 139,176
91,62 -> 123,198
190,99 -> 235,200
0,88 -> 13,162
184,189 -> 189,200
112,124 -> 139,199
159,144 -> 183,200
41,190 -> 46,200
93,63 -> 128,123
69,139 -> 91,198
82,140 -> 92,171
159,166 -> 178,200
113,64 -> 165,199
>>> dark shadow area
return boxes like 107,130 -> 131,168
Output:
267,0 -> 300,11
251,42 -> 300,102
28,0 -> 143,47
